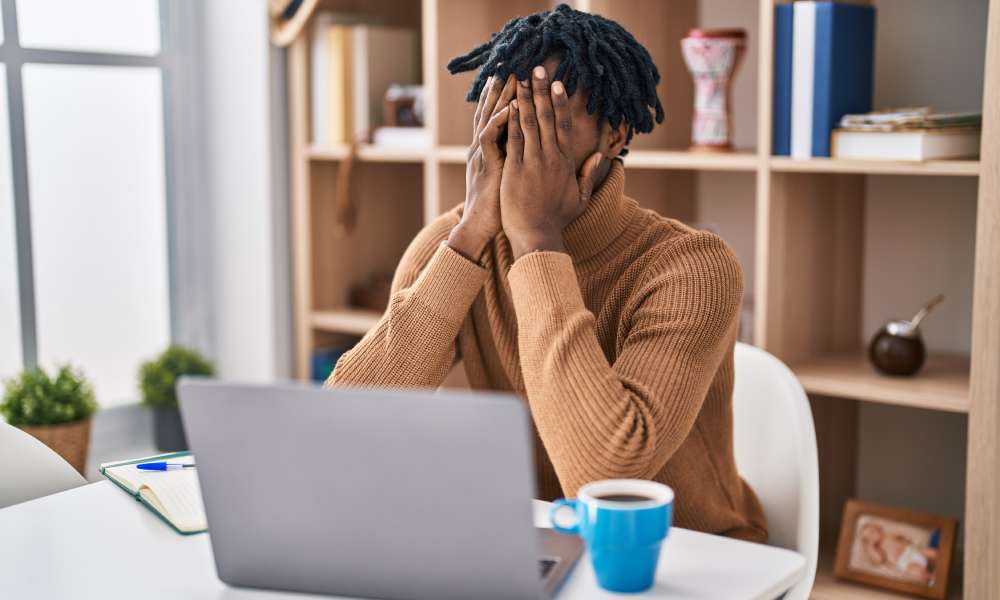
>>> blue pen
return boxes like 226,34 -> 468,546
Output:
136,462 -> 196,471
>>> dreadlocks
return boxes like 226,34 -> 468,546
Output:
446,3 -> 663,156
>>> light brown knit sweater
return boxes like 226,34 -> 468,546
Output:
326,161 -> 767,542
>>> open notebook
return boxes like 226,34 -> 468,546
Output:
100,451 -> 207,535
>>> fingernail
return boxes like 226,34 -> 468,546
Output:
533,66 -> 546,80
511,99 -> 518,110
552,81 -> 565,95
518,79 -> 529,88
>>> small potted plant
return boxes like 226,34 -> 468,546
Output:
139,345 -> 215,451
1,365 -> 98,475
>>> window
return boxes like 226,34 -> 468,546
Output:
1,0 -> 190,406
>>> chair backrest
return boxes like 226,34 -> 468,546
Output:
731,342 -> 819,600
0,421 -> 86,509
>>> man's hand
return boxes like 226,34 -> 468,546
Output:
499,66 -> 603,260
448,74 -> 516,262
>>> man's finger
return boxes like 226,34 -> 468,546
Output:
506,100 -> 524,163
516,76 -> 540,160
477,105 -> 510,165
492,75 -> 517,120
476,75 -> 504,134
551,80 -> 573,152
472,75 -> 493,133
577,152 -> 604,207
531,65 -> 559,156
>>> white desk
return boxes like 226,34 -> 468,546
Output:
0,482 -> 804,599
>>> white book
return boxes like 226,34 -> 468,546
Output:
791,1 -> 816,159
831,129 -> 981,161
372,126 -> 431,149
310,13 -> 335,147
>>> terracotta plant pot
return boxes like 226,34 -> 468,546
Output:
19,418 -> 92,476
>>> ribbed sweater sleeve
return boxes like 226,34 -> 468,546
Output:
507,233 -> 744,496
325,214 -> 487,389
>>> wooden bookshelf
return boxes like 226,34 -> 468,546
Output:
284,1 -> 1000,598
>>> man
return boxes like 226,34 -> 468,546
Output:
327,3 -> 766,542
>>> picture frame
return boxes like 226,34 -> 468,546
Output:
834,499 -> 957,599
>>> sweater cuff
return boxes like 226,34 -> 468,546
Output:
507,251 -> 586,320
409,242 -> 489,324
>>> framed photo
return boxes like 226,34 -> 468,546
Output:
834,499 -> 957,599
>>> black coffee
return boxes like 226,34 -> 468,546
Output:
595,494 -> 654,502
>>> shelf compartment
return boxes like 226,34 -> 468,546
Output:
308,144 -> 429,163
770,157 -> 979,177
311,308 -> 382,335
792,351 -> 970,413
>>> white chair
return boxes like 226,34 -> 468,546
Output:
0,421 -> 87,509
732,342 -> 819,600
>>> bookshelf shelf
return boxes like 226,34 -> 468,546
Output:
308,144 -> 429,163
770,156 -> 980,177
437,146 -> 761,171
791,352 -> 970,413
310,308 -> 382,336
626,149 -> 759,171
811,551 -> 963,600
435,145 -> 470,163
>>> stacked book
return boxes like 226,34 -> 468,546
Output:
310,14 -> 421,147
831,108 -> 982,161
772,1 -> 876,158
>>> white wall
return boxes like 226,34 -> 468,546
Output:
199,0 -> 291,381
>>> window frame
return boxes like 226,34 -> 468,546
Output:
0,0 -> 210,373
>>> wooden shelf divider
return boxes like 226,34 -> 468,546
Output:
792,352 -> 971,414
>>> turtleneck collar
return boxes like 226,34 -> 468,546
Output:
562,160 -> 636,263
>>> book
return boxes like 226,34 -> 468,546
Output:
100,451 -> 207,535
831,128 -> 981,161
372,126 -> 431,148
790,1 -> 816,159
772,4 -> 794,156
839,108 -> 982,131
327,24 -> 354,145
790,2 -> 875,158
310,12 -> 334,147
351,26 -> 419,141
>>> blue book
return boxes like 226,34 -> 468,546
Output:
810,2 -> 876,157
772,4 -> 794,156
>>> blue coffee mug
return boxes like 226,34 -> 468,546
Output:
549,479 -> 674,593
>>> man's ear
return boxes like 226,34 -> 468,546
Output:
599,120 -> 629,159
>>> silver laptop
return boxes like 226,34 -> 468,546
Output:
177,379 -> 582,600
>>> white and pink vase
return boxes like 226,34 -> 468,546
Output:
680,28 -> 747,151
